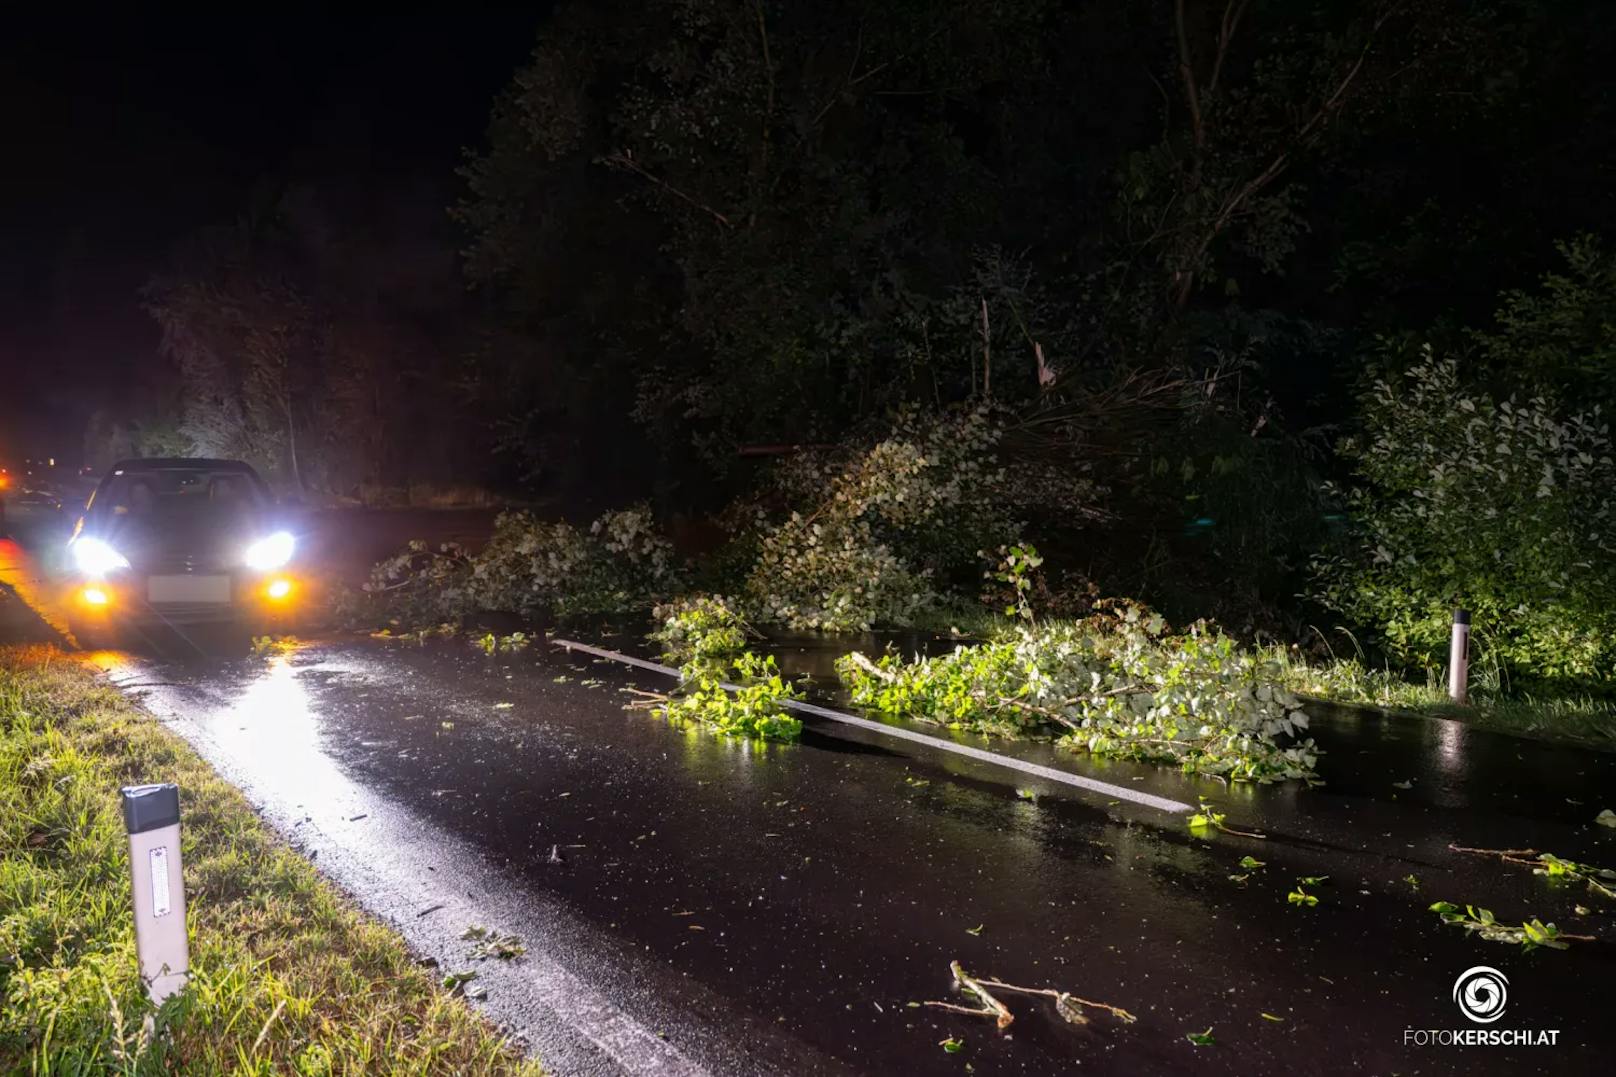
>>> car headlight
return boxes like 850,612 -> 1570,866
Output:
243,531 -> 295,571
71,536 -> 131,576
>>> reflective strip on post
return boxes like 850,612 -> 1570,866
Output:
1448,608 -> 1471,704
121,783 -> 189,1004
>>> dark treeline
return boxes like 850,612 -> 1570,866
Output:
99,0 -> 1616,675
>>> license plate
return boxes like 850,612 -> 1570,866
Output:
147,575 -> 231,604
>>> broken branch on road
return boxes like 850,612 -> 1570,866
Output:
924,961 -> 1135,1031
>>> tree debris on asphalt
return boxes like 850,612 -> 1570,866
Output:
1450,844 -> 1616,901
923,960 -> 1136,1031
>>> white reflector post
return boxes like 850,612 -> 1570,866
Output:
1448,608 -> 1471,704
121,783 -> 189,1004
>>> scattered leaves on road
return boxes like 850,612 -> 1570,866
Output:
442,970 -> 478,993
1188,798 -> 1267,839
461,926 -> 526,960
1288,876 -> 1327,907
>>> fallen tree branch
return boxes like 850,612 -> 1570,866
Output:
978,978 -> 1138,1025
1451,845 -> 1616,900
978,693 -> 1080,731
923,961 -> 1136,1031
952,961 -> 1014,1029
845,651 -> 899,682
1450,845 -> 1540,867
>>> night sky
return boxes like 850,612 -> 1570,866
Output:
0,10 -> 539,462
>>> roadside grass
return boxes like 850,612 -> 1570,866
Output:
1263,647 -> 1616,749
0,645 -> 540,1075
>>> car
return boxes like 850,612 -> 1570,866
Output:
65,458 -> 302,641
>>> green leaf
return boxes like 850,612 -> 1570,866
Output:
1238,855 -> 1266,869
940,1036 -> 965,1054
1596,809 -> 1616,828
1186,1026 -> 1216,1046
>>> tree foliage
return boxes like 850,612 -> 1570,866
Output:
1314,348 -> 1616,684
141,188 -> 481,497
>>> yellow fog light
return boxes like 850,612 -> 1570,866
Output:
81,586 -> 110,607
265,578 -> 293,601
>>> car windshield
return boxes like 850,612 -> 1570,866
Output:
93,470 -> 269,523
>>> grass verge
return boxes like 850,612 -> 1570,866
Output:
0,645 -> 541,1075
1264,649 -> 1616,749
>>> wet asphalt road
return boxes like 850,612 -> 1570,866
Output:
81,633 -> 1616,1076
4,535 -> 1615,1074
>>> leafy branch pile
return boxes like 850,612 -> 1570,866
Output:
838,602 -> 1320,783
744,407 -> 1097,631
649,594 -> 752,663
657,653 -> 805,741
349,504 -> 679,625
640,594 -> 803,741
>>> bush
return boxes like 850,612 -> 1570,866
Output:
1313,349 -> 1616,684
838,602 -> 1320,783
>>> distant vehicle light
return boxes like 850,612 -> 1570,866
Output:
265,578 -> 293,600
80,586 -> 110,607
71,536 -> 131,576
243,531 -> 295,571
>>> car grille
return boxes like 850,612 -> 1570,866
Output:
138,601 -> 237,623
140,553 -> 231,574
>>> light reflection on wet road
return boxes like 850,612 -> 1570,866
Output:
84,633 -> 1615,1076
